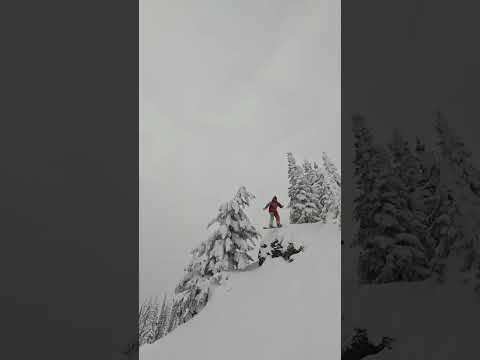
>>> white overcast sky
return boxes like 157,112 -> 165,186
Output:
140,0 -> 340,300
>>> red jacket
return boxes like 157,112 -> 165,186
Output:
264,198 -> 283,213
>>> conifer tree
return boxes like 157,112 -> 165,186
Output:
287,152 -> 340,224
288,162 -> 322,224
170,186 -> 261,330
287,152 -> 299,203
286,152 -> 302,222
304,160 -> 326,221
388,131 -> 432,250
166,299 -> 180,334
434,113 -> 479,282
353,116 -> 431,283
352,115 -> 381,248
153,294 -> 170,341
435,113 -> 480,234
138,297 -> 158,346
204,186 -> 261,271
322,152 -> 341,223
310,162 -> 329,222
389,130 -> 422,191
288,165 -> 305,223
412,138 -> 459,259
322,152 -> 341,187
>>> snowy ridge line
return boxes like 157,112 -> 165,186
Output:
139,149 -> 340,351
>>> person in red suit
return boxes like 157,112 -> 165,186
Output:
263,195 -> 284,228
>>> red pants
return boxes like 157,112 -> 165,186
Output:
269,210 -> 281,226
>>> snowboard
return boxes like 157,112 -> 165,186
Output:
263,225 -> 283,229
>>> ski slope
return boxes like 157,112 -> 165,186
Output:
141,222 -> 341,360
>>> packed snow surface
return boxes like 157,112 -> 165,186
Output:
141,222 -> 340,360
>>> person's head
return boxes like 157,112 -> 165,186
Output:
272,196 -> 277,201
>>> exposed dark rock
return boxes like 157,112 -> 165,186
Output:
258,239 -> 304,266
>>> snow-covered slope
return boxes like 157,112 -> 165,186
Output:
141,222 -> 341,360
342,244 -> 480,359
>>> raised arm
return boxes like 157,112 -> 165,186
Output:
263,202 -> 270,210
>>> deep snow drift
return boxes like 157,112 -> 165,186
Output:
141,222 -> 340,360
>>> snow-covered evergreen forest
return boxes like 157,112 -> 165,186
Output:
350,113 -> 480,287
342,113 -> 480,359
138,152 -> 341,349
287,152 -> 341,225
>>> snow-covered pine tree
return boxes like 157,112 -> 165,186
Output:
287,152 -> 299,203
139,297 -> 158,346
322,152 -> 341,187
435,113 -> 480,243
304,160 -> 325,221
153,294 -> 170,341
288,163 -> 301,224
290,161 -> 321,224
302,160 -> 315,184
413,137 -> 437,194
435,113 -> 477,189
147,298 -> 159,344
166,300 -> 179,334
429,186 -> 463,259
290,170 -> 305,223
389,130 -> 422,191
181,186 -> 260,279
387,131 -> 433,251
286,152 -> 304,223
169,275 -> 210,331
352,115 -> 381,248
205,186 -> 261,271
321,152 -> 341,223
434,113 -> 480,288
310,162 -> 329,223
353,116 -> 431,283
287,153 -> 340,224
411,142 -> 442,253
415,138 -> 466,272
389,132 -> 459,278
170,186 -> 261,330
